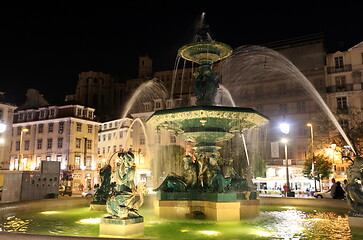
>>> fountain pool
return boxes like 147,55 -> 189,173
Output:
0,203 -> 361,239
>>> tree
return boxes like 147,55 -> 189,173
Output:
315,108 -> 363,157
303,154 -> 333,181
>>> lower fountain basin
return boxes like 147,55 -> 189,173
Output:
0,197 -> 361,239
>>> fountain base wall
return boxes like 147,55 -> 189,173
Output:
99,216 -> 144,237
154,198 -> 260,221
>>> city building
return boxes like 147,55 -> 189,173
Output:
9,104 -> 100,190
325,41 -> 363,183
0,94 -> 17,169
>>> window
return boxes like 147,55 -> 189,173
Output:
113,145 -> 116,153
17,127 -> 21,135
102,147 -> 105,154
109,123 -> 113,128
103,134 -> 106,141
86,139 -> 92,150
337,97 -> 348,113
119,131 -> 123,138
57,155 -> 62,162
145,103 -> 150,111
24,140 -> 30,150
339,119 -> 349,130
75,138 -> 81,148
75,156 -> 81,168
57,138 -> 63,148
297,101 -> 306,113
76,123 -> 82,131
47,138 -> 53,149
86,157 -> 91,168
40,110 -> 45,118
27,112 -> 33,119
49,108 -> 55,117
155,101 -> 161,109
170,134 -> 176,144
140,135 -> 145,145
59,122 -> 64,133
48,123 -> 54,133
335,76 -> 346,91
46,156 -> 51,161
38,124 -> 44,134
87,124 -> 92,133
334,56 -> 344,68
108,133 -> 111,141
37,139 -> 42,150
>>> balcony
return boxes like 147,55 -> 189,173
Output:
327,64 -> 352,74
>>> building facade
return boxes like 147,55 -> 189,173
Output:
0,97 -> 17,169
325,41 -> 363,182
9,104 -> 100,190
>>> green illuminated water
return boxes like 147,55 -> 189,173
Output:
1,205 -> 362,239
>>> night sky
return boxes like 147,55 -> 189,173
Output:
0,2 -> 361,105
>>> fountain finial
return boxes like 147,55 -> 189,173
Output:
196,12 -> 211,42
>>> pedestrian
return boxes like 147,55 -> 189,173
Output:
329,178 -> 336,198
332,181 -> 345,199
283,184 -> 288,197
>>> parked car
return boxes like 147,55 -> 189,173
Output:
59,186 -> 72,196
313,189 -> 332,199
82,189 -> 96,198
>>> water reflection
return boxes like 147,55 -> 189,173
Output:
0,206 -> 358,239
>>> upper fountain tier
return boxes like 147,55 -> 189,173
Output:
178,41 -> 232,65
178,18 -> 232,65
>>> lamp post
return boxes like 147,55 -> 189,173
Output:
307,123 -> 317,191
279,123 -> 292,197
18,128 -> 29,170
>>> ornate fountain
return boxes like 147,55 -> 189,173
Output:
147,20 -> 269,221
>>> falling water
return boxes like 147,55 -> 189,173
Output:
105,79 -> 168,161
221,45 -> 356,155
215,84 -> 236,107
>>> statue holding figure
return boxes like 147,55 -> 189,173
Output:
115,151 -> 136,192
105,151 -> 148,219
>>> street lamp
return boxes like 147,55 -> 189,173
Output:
18,128 -> 29,170
307,123 -> 317,191
279,123 -> 292,197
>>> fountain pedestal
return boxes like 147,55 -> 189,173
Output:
154,191 -> 259,221
99,216 -> 144,237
